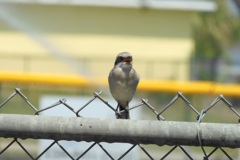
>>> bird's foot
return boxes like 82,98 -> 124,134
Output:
115,111 -> 121,119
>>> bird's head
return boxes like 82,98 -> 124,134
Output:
114,52 -> 133,68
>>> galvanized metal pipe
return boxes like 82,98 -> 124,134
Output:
0,114 -> 239,148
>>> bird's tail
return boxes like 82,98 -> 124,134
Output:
117,105 -> 130,119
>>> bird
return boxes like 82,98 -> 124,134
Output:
108,52 -> 140,119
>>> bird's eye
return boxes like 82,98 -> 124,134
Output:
119,56 -> 124,61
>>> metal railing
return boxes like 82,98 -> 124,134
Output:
0,54 -> 186,80
0,88 -> 240,159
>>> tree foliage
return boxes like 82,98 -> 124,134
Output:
192,0 -> 240,80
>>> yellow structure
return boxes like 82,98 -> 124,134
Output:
1,1 -> 240,98
0,1 -> 216,81
1,71 -> 240,97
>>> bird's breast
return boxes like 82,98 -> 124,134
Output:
108,67 -> 139,105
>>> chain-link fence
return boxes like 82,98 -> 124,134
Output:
0,88 -> 240,160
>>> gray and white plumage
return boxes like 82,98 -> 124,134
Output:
108,52 -> 140,119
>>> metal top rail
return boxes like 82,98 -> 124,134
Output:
0,114 -> 239,148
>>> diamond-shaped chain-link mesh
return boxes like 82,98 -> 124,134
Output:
0,88 -> 240,159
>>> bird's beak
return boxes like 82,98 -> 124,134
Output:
123,57 -> 132,65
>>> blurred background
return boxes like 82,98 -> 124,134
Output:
0,0 -> 240,159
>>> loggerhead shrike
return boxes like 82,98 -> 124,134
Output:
108,52 -> 140,119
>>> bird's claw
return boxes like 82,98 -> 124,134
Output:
115,111 -> 121,119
